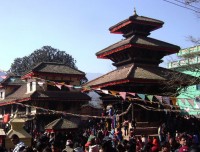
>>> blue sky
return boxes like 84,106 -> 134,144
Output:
0,0 -> 199,74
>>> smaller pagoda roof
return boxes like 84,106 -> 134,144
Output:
96,35 -> 180,58
0,84 -> 90,105
31,91 -> 91,101
22,62 -> 85,79
45,118 -> 79,130
0,75 -> 25,86
109,12 -> 164,34
2,84 -> 31,101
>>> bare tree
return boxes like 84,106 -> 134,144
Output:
187,36 -> 200,45
183,0 -> 200,44
164,46 -> 200,97
185,0 -> 200,4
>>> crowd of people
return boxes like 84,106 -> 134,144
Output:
1,118 -> 200,152
1,107 -> 200,152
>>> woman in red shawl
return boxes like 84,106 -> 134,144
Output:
151,137 -> 160,152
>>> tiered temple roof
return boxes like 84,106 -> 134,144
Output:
85,10 -> 196,96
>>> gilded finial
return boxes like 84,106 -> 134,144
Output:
134,7 -> 137,16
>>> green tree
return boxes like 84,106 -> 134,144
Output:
10,46 -> 77,75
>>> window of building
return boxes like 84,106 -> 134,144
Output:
196,84 -> 200,90
0,92 -> 2,98
30,82 -> 33,91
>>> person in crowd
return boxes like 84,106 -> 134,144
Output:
101,136 -> 117,152
62,140 -> 74,152
142,137 -> 153,152
158,122 -> 166,143
107,107 -> 113,117
165,132 -> 171,143
136,137 -> 142,152
127,137 -> 136,152
123,119 -> 129,136
151,137 -> 159,152
115,127 -> 123,142
160,142 -> 170,152
73,142 -> 83,152
131,119 -> 136,130
169,137 -> 179,152
88,137 -> 99,152
141,135 -> 148,148
51,141 -> 61,152
49,132 -> 55,146
10,134 -> 26,152
175,134 -> 189,152
103,128 -> 109,137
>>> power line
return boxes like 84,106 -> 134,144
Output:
163,0 -> 200,13
174,0 -> 200,10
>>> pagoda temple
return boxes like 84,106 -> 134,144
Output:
85,9 -> 195,96
84,10 -> 198,131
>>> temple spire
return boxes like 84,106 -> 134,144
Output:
134,7 -> 137,16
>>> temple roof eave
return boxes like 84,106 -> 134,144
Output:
85,78 -> 164,90
0,88 -> 91,107
21,71 -> 85,80
83,64 -> 197,92
109,15 -> 164,34
21,62 -> 85,80
96,36 -> 180,59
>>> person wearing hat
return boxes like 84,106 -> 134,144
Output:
62,140 -> 74,152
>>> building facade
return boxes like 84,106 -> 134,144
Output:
168,45 -> 200,116
0,62 -> 91,132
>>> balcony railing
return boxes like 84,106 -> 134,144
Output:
178,45 -> 200,57
168,56 -> 200,68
